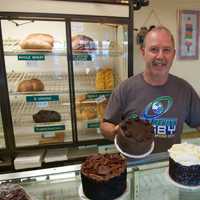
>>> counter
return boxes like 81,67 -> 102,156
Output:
0,152 -> 200,200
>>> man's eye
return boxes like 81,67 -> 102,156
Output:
150,47 -> 159,53
163,48 -> 172,53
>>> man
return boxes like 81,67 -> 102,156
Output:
100,26 -> 200,153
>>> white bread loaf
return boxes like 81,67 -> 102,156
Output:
20,33 -> 54,50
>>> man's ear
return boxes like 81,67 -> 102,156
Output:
140,46 -> 145,56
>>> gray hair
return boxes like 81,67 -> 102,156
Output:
143,26 -> 175,48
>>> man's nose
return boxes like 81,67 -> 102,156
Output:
156,49 -> 164,58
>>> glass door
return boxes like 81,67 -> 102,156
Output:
1,19 -> 72,147
71,22 -> 128,141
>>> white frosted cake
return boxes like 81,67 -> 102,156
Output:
168,143 -> 200,186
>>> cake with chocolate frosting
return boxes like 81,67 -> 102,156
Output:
81,153 -> 127,200
116,117 -> 154,156
168,143 -> 200,186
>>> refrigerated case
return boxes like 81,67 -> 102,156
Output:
0,8 -> 132,170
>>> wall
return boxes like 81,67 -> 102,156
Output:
134,0 -> 200,93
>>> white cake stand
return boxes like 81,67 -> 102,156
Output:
114,136 -> 154,159
165,168 -> 200,190
79,180 -> 130,200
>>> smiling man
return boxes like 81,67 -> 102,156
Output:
100,26 -> 200,153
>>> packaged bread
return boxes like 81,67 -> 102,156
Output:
20,33 -> 54,50
17,78 -> 44,92
95,69 -> 105,90
104,68 -> 114,89
95,67 -> 114,90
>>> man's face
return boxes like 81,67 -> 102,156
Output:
141,30 -> 176,79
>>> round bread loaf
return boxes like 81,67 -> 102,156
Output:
31,79 -> 44,91
17,80 -> 33,92
27,33 -> 54,45
17,79 -> 44,92
20,33 -> 54,50
20,38 -> 53,50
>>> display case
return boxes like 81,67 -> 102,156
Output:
0,0 -> 134,171
1,18 -> 128,145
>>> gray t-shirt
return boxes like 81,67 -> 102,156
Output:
104,73 -> 200,152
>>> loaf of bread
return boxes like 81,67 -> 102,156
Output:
95,67 -> 114,90
20,33 -> 54,50
33,110 -> 61,123
72,34 -> 96,50
17,79 -> 44,92
76,103 -> 97,120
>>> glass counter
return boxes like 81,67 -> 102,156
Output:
0,156 -> 200,200
132,161 -> 200,200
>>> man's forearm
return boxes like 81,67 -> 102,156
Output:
100,122 -> 117,141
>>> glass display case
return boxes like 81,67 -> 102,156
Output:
1,18 -> 128,147
0,6 -> 131,171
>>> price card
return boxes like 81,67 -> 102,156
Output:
96,95 -> 106,104
36,101 -> 48,108
42,132 -> 56,138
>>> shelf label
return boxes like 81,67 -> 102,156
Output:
86,92 -> 111,100
36,101 -> 48,108
26,95 -> 59,102
73,54 -> 92,61
87,122 -> 100,128
18,54 -> 45,61
34,125 -> 65,132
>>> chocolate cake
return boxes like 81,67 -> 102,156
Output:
168,143 -> 200,186
116,117 -> 154,156
0,183 -> 31,200
81,153 -> 127,200
33,110 -> 61,123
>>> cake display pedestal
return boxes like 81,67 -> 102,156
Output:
79,180 -> 130,200
114,136 -> 154,159
165,169 -> 200,191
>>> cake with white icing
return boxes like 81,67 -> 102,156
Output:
168,143 -> 200,186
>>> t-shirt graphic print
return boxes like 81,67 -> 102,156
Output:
140,96 -> 177,138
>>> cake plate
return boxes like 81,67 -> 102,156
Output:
79,180 -> 130,200
114,136 -> 154,159
165,168 -> 200,190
